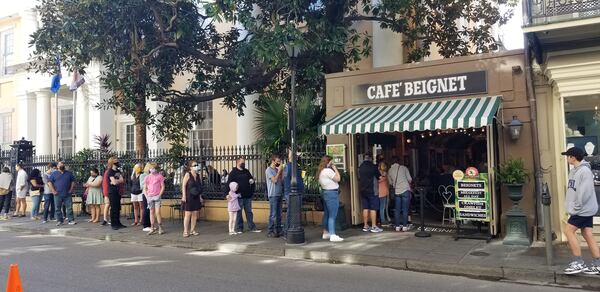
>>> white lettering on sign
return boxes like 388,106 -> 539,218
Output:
364,73 -> 478,101
404,82 -> 413,96
367,86 -> 377,100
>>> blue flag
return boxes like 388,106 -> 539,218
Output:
50,56 -> 61,94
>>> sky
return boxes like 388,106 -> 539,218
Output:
500,0 -> 525,50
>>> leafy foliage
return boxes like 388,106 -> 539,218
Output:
497,158 -> 530,185
30,0 -> 515,150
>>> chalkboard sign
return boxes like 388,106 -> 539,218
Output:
455,173 -> 490,222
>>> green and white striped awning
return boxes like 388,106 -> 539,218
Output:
320,96 -> 502,135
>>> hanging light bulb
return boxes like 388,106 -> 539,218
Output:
429,132 -> 433,137
406,138 -> 412,144
421,134 -> 425,138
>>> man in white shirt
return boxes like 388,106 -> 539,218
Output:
14,164 -> 29,217
388,157 -> 412,232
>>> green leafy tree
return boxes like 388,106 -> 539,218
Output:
30,0 -> 514,152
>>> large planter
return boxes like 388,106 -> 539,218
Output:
506,184 -> 524,204
503,183 -> 531,246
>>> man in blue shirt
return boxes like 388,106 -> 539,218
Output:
283,150 -> 305,238
48,161 -> 76,226
266,155 -> 283,237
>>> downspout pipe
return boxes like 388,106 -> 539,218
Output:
522,0 -> 544,240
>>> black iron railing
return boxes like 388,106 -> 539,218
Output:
530,0 -> 600,23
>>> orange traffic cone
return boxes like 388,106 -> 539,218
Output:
5,264 -> 23,292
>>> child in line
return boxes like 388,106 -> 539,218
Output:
226,182 -> 241,235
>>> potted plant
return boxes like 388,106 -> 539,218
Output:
497,158 -> 530,204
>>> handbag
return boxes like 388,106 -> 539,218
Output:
30,190 -> 41,196
0,188 -> 8,196
314,196 -> 324,211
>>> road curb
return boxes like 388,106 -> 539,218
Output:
4,224 -> 600,290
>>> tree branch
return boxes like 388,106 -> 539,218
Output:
345,15 -> 399,26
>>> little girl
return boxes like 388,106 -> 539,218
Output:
226,182 -> 241,235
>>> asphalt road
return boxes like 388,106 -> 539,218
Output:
0,230 -> 582,292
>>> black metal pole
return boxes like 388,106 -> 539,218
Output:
415,188 -> 431,237
286,61 -> 305,244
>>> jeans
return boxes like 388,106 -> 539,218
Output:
43,193 -> 55,221
268,196 -> 283,234
321,190 -> 339,236
0,193 -> 10,215
54,194 -> 74,223
379,196 -> 389,223
142,193 -> 151,228
31,195 -> 42,217
394,191 -> 411,227
236,197 -> 257,232
109,191 -> 122,227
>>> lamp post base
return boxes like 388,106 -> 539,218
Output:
286,190 -> 305,244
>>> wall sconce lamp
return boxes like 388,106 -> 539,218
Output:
508,116 -> 523,140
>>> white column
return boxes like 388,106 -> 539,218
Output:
35,91 -> 52,155
17,93 -> 36,142
236,94 -> 258,145
75,88 -> 89,151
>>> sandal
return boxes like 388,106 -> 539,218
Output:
191,231 -> 199,236
183,232 -> 190,238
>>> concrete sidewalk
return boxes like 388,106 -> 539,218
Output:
1,217 -> 599,290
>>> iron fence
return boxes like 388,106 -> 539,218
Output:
5,141 -> 326,201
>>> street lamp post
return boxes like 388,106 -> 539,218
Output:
285,42 -> 305,244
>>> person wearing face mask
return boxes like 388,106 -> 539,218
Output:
181,160 -> 203,237
48,161 -> 76,226
106,157 -> 126,230
227,157 -> 260,233
144,162 -> 165,235
130,163 -> 145,226
266,155 -> 284,237
84,168 -> 103,223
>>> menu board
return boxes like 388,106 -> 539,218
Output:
326,144 -> 346,171
455,173 -> 490,222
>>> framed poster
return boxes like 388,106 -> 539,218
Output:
455,173 -> 490,222
326,144 -> 347,171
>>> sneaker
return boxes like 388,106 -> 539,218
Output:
329,235 -> 344,242
229,232 -> 236,235
583,265 -> 600,275
370,226 -> 383,233
250,229 -> 262,233
362,226 -> 371,232
147,229 -> 157,235
267,232 -> 275,238
101,221 -> 108,226
158,226 -> 165,235
56,222 -> 64,226
50,218 -> 57,222
68,221 -> 77,225
395,226 -> 403,232
322,233 -> 331,240
142,227 -> 152,232
236,231 -> 243,234
41,220 -> 47,224
564,261 -> 586,274
402,226 -> 409,232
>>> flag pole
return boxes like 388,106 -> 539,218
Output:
55,92 -> 59,155
73,89 -> 76,155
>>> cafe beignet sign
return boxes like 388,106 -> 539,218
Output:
354,71 -> 487,105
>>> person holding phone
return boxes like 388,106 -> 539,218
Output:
106,157 -> 125,230
317,156 -> 343,242
227,158 -> 260,233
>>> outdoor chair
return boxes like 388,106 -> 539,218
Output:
439,185 -> 456,225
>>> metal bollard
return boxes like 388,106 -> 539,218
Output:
541,183 -> 553,266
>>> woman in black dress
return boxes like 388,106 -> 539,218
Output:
181,160 -> 203,237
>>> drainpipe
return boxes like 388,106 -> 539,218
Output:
522,0 -> 545,241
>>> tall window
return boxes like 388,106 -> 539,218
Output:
59,108 -> 73,154
0,29 -> 14,75
125,124 -> 135,152
0,113 -> 11,147
190,101 -> 213,149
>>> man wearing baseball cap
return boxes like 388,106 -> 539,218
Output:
561,147 -> 600,275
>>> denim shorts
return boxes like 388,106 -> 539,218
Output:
147,196 -> 161,209
568,215 -> 594,229
361,196 -> 379,211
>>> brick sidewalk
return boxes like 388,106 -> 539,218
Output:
1,217 -> 599,290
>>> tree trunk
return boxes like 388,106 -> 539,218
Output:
134,98 -> 147,156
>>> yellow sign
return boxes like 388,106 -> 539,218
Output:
452,170 -> 465,181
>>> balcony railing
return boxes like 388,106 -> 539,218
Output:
530,0 -> 600,24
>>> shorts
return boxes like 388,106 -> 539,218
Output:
567,215 -> 594,229
147,196 -> 161,209
16,192 -> 27,199
130,194 -> 143,202
361,196 -> 380,211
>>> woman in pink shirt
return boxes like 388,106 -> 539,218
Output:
143,163 -> 165,235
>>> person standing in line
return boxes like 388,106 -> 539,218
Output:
0,167 -> 13,220
283,149 -> 305,239
48,161 -> 76,226
226,182 -> 241,235
29,169 -> 44,220
130,163 -> 144,226
377,159 -> 390,226
388,156 -> 413,232
266,155 -> 284,238
144,163 -> 165,235
84,168 -> 103,223
227,158 -> 260,233
561,147 -> 600,275
106,157 -> 126,230
101,166 -> 111,226
13,164 -> 29,217
140,164 -> 152,232
42,163 -> 56,223
181,160 -> 203,237
358,153 -> 382,233
318,156 -> 344,242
